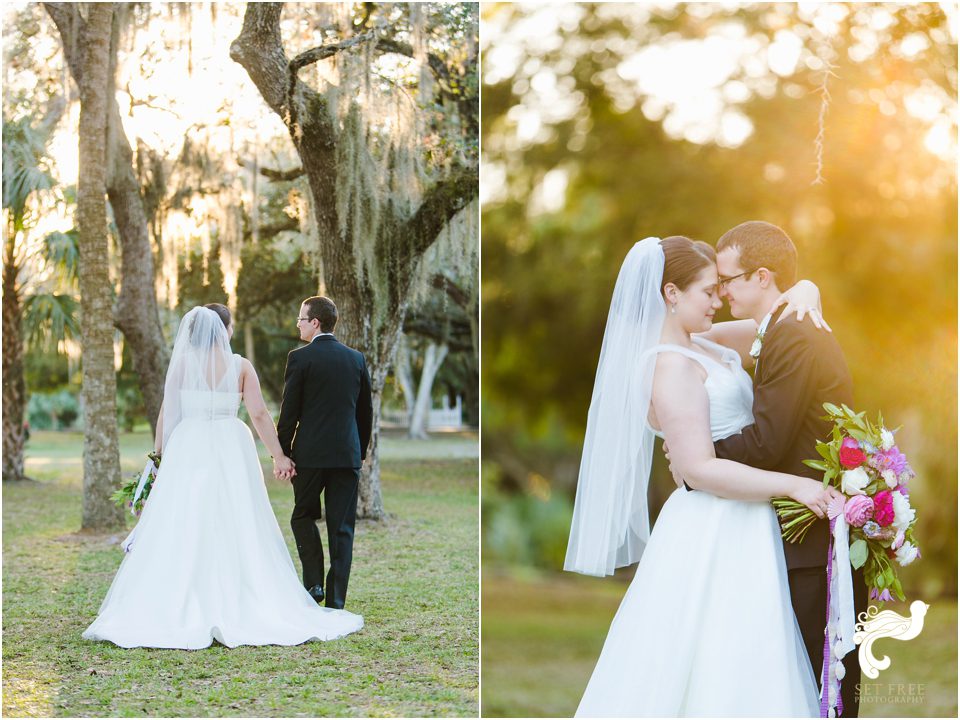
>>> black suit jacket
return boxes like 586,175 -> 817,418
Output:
277,335 -> 373,469
714,310 -> 854,569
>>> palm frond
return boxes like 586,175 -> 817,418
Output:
22,292 -> 80,352
2,117 -> 57,231
41,230 -> 80,285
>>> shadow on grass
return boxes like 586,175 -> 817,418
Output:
3,433 -> 478,718
481,568 -> 957,718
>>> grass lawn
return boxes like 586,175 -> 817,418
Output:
481,568 -> 957,718
3,430 -> 479,718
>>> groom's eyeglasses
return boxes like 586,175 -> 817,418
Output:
297,316 -> 317,324
718,269 -> 757,289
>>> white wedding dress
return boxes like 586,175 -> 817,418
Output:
83,352 -> 363,649
576,337 -> 819,717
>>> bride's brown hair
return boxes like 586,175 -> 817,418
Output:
659,236 -> 716,293
203,303 -> 231,329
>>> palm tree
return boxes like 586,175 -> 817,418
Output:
2,115 -> 57,482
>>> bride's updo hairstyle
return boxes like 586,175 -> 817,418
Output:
659,235 -> 716,294
187,304 -> 231,347
203,303 -> 231,330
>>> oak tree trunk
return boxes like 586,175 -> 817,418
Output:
231,3 -> 477,518
77,2 -> 124,531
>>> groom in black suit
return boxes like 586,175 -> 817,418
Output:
712,221 -> 867,717
277,296 -> 373,610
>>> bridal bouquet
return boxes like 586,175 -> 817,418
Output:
773,403 -> 920,603
111,451 -> 162,516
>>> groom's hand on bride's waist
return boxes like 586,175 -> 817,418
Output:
663,441 -> 687,488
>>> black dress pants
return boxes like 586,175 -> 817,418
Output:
788,565 -> 868,717
290,466 -> 359,609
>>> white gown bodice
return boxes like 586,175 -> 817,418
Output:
646,335 -> 755,441
178,353 -> 242,420
180,390 -> 241,420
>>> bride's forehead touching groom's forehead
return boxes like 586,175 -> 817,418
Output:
697,264 -> 719,284
716,247 -> 742,273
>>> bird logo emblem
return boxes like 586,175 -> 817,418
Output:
853,600 -> 929,679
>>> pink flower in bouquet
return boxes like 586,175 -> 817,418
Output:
892,529 -> 905,550
873,490 -> 895,527
839,437 -> 866,469
843,495 -> 874,527
872,446 -> 908,476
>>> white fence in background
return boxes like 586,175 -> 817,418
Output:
382,395 -> 464,429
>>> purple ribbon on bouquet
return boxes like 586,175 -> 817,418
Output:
819,516 -> 842,718
820,502 -> 857,718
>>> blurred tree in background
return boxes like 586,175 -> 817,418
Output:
482,2 -> 957,596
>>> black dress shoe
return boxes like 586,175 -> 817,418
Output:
307,585 -> 324,604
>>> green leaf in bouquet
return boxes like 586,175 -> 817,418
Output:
840,403 -> 861,422
883,566 -> 896,587
849,539 -> 868,569
823,402 -> 842,417
815,444 -> 833,462
846,427 -> 869,442
803,459 -> 829,472
828,444 -> 839,465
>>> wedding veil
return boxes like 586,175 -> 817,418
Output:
564,237 -> 666,576
160,306 -> 238,450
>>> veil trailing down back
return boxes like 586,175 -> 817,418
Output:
566,240 -> 818,717
83,307 -> 363,649
564,237 -> 665,576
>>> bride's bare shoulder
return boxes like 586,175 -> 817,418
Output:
652,349 -> 708,385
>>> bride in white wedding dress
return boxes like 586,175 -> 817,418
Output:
565,237 -> 839,717
83,305 -> 363,649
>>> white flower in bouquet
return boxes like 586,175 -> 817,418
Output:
881,469 -> 898,488
880,428 -> 895,451
891,490 -> 916,532
841,466 -> 870,496
895,540 -> 919,566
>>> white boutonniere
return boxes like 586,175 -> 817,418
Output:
749,313 -> 774,359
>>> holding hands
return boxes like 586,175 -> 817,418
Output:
273,455 -> 296,482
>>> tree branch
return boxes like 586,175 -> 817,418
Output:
289,29 -> 378,73
258,217 -> 300,236
43,3 -> 86,83
430,273 -> 471,308
236,157 -> 305,181
286,32 -> 477,134
229,3 -> 290,117
399,165 -> 478,263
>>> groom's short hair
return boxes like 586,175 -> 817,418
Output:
303,296 -> 338,332
717,221 -> 797,289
